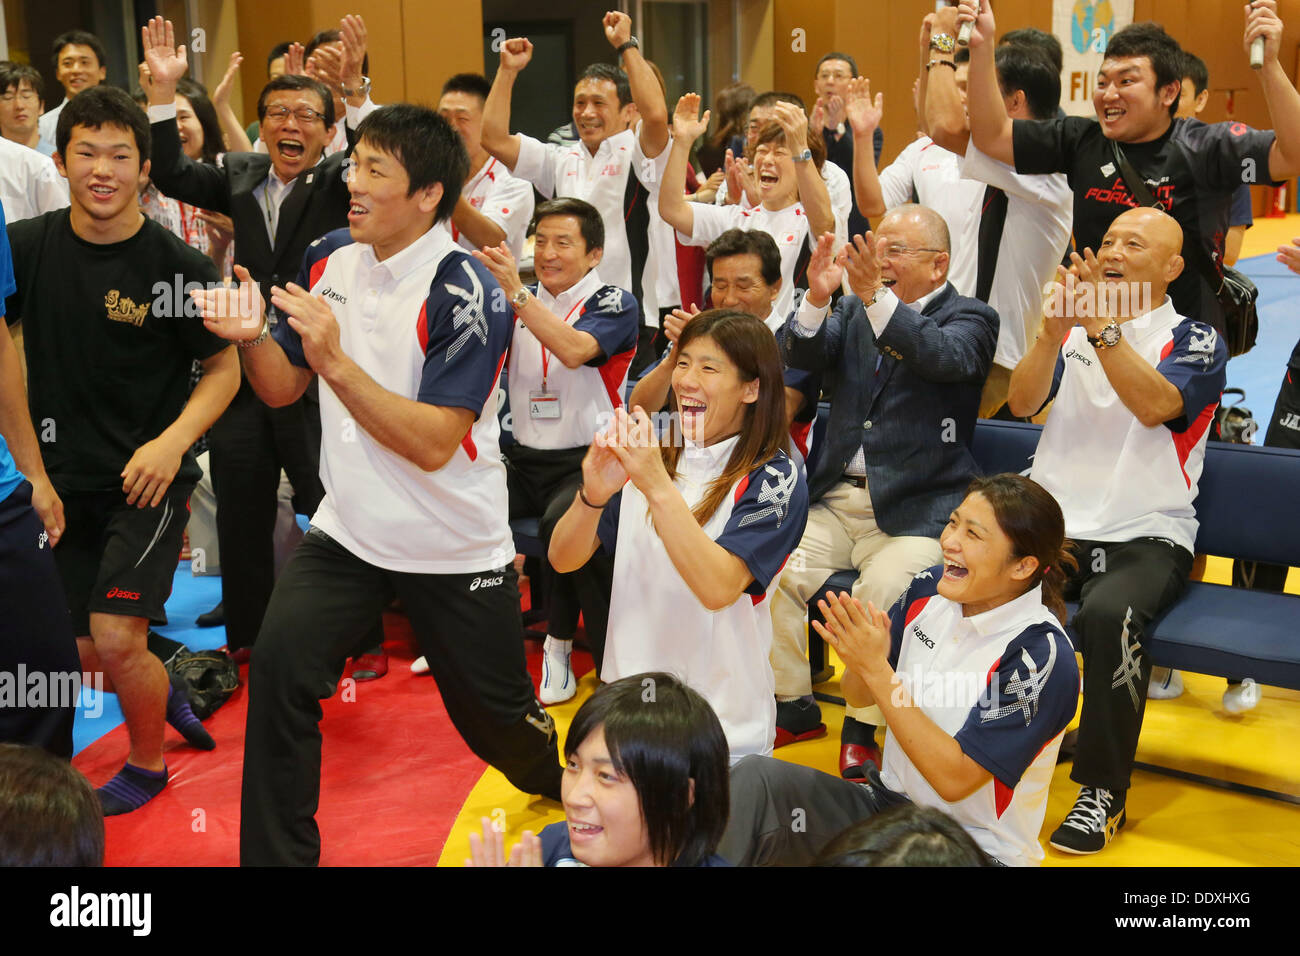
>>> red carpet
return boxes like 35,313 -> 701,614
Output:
75,604 -> 593,866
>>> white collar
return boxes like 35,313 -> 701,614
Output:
359,224 -> 453,282
680,432 -> 741,474
961,583 -> 1050,640
537,270 -> 603,314
1119,294 -> 1179,341
903,284 -> 946,311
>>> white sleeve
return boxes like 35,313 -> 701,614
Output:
513,134 -> 560,198
877,145 -> 917,212
345,95 -> 379,128
822,160 -> 851,244
865,288 -> 900,337
678,201 -> 742,246
34,158 -> 70,213
793,296 -> 830,336
632,125 -> 672,193
147,103 -> 178,123
959,140 -> 1072,207
483,171 -> 536,259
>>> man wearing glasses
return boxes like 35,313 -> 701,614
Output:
142,17 -> 369,663
771,205 -> 998,774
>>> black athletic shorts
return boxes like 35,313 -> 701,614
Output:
52,482 -> 194,634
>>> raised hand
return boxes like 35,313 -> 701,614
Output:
811,592 -> 892,681
844,77 -> 883,137
141,16 -> 188,92
270,282 -> 347,377
339,14 -> 368,89
603,10 -> 633,49
806,232 -> 845,306
212,52 -> 243,110
770,101 -> 810,155
192,264 -> 266,340
1245,1 -> 1283,64
583,430 -> 630,505
471,243 -> 525,301
662,304 -> 699,347
954,0 -> 996,49
284,42 -> 306,77
605,406 -> 671,496
499,38 -> 533,74
823,94 -> 847,130
672,93 -> 711,143
843,232 -> 884,301
465,817 -> 543,867
305,42 -> 344,94
810,99 -> 827,137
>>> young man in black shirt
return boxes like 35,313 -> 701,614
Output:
4,88 -> 240,813
959,0 -> 1300,335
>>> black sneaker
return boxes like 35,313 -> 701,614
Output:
1050,786 -> 1126,854
774,697 -> 826,747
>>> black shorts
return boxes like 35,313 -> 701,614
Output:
53,482 -> 194,634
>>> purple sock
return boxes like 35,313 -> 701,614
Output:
167,682 -> 215,750
97,762 -> 168,816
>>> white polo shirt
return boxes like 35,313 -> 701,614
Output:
513,127 -> 669,299
1030,298 -> 1227,552
715,159 -> 852,243
959,142 -> 1073,371
443,156 -> 534,259
508,269 -> 639,450
597,437 -> 809,760
683,201 -> 817,321
271,224 -> 516,574
880,569 -> 1080,866
878,136 -> 983,297
36,98 -> 69,156
0,136 -> 69,223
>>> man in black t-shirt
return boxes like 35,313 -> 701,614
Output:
4,88 -> 239,814
958,0 -> 1300,335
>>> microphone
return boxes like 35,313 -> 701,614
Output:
1250,35 -> 1265,70
957,1 -> 977,47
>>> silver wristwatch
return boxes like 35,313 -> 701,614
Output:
1087,320 -> 1122,349
238,319 -> 270,349
511,287 -> 531,309
341,76 -> 371,99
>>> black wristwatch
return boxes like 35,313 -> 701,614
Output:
616,38 -> 640,56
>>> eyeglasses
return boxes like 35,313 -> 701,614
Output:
881,244 -> 943,260
264,104 -> 326,124
0,91 -> 39,104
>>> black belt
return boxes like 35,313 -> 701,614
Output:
842,474 -> 867,488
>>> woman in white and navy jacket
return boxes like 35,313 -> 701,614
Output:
550,309 -> 809,761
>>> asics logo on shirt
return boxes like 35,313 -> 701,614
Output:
912,625 -> 935,650
738,464 -> 797,529
321,287 -> 347,304
469,574 -> 504,591
105,587 -> 142,601
981,637 -> 1058,726
446,262 -> 489,361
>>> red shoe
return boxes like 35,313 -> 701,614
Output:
350,652 -> 389,682
773,698 -> 827,748
839,743 -> 882,780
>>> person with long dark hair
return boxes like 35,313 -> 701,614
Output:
550,310 -> 809,761
466,674 -> 731,867
720,473 -> 1080,866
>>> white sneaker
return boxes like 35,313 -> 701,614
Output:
540,636 -> 575,705
410,655 -> 430,675
1147,667 -> 1184,699
1222,678 -> 1260,714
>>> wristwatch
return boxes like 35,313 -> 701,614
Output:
340,76 -> 371,99
239,318 -> 270,349
792,148 -> 813,163
930,33 -> 956,53
1087,320 -> 1122,349
511,287 -> 531,309
864,285 -> 888,308
616,37 -> 640,56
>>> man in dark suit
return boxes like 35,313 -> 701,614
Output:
771,204 -> 998,771
142,18 -> 360,657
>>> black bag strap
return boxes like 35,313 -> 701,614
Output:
1109,139 -> 1226,296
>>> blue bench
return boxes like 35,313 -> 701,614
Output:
809,415 -> 1300,703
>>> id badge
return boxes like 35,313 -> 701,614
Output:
529,389 -> 561,419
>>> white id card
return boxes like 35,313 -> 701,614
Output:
529,390 -> 561,419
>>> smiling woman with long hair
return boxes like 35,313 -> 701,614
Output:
550,309 -> 809,762
719,473 -> 1081,867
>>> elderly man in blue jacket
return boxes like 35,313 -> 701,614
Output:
772,203 -> 998,772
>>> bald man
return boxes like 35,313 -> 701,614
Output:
1008,206 -> 1227,854
774,204 -> 998,767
